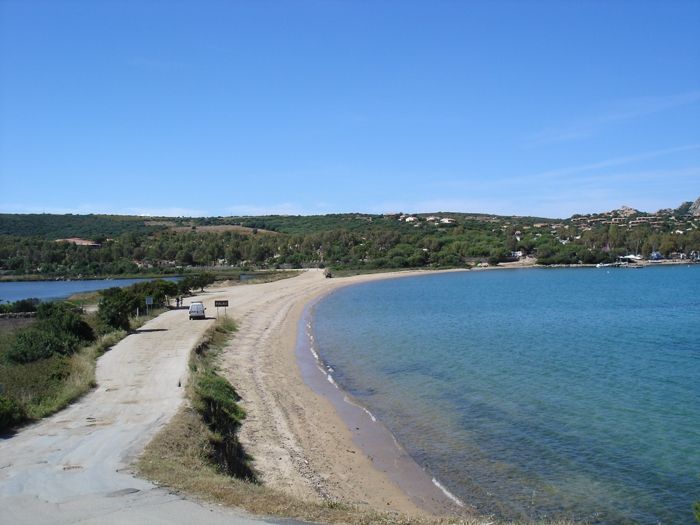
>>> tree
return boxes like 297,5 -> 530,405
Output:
98,287 -> 133,331
192,273 -> 216,292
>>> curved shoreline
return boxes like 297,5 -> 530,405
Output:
297,293 -> 466,515
217,263 -> 692,518
216,268 -> 470,517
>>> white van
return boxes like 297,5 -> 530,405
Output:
188,301 -> 206,320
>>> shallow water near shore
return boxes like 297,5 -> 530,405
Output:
313,266 -> 700,524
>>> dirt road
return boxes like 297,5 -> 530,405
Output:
0,270 -> 456,524
0,287 -> 290,524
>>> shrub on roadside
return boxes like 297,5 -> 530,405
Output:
97,287 -> 133,331
127,279 -> 178,307
37,302 -> 95,342
97,280 -> 178,332
0,394 -> 26,432
5,302 -> 95,364
6,328 -> 80,363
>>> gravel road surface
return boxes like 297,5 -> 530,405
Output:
0,295 -> 295,525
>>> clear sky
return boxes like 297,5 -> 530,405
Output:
1,0 -> 699,218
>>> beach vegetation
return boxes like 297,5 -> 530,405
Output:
186,318 -> 256,480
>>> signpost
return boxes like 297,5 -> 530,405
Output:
145,296 -> 153,315
214,300 -> 229,318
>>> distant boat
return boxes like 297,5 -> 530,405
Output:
618,254 -> 643,263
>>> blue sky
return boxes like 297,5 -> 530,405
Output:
1,0 -> 698,218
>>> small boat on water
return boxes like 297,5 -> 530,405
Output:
597,255 -> 644,268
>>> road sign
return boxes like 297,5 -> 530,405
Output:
215,299 -> 229,318
145,296 -> 154,305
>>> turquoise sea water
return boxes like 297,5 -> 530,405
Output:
313,266 -> 700,524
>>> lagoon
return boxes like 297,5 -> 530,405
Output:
313,266 -> 700,524
0,277 -> 181,304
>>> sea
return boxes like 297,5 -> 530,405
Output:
311,265 -> 700,524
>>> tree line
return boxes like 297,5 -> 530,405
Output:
1,214 -> 699,277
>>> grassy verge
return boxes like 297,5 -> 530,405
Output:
137,318 -> 576,525
0,308 -> 165,430
188,318 -> 255,480
1,329 -> 126,420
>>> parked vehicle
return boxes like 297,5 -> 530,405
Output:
188,301 -> 206,320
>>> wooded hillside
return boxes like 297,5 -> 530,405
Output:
1,203 -> 698,277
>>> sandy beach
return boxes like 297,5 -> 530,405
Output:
4,265 -> 693,523
206,269 -> 468,517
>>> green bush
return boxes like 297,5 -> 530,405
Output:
4,302 -> 95,364
128,279 -> 178,307
0,298 -> 39,314
193,370 -> 246,434
38,302 -> 95,342
7,328 -> 80,363
98,287 -> 133,331
0,394 -> 26,432
192,369 -> 252,480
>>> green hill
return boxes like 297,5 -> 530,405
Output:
0,214 -> 164,239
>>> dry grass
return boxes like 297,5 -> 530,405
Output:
211,270 -> 302,289
170,224 -> 278,236
144,220 -> 177,227
239,270 -> 302,284
65,290 -> 101,308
